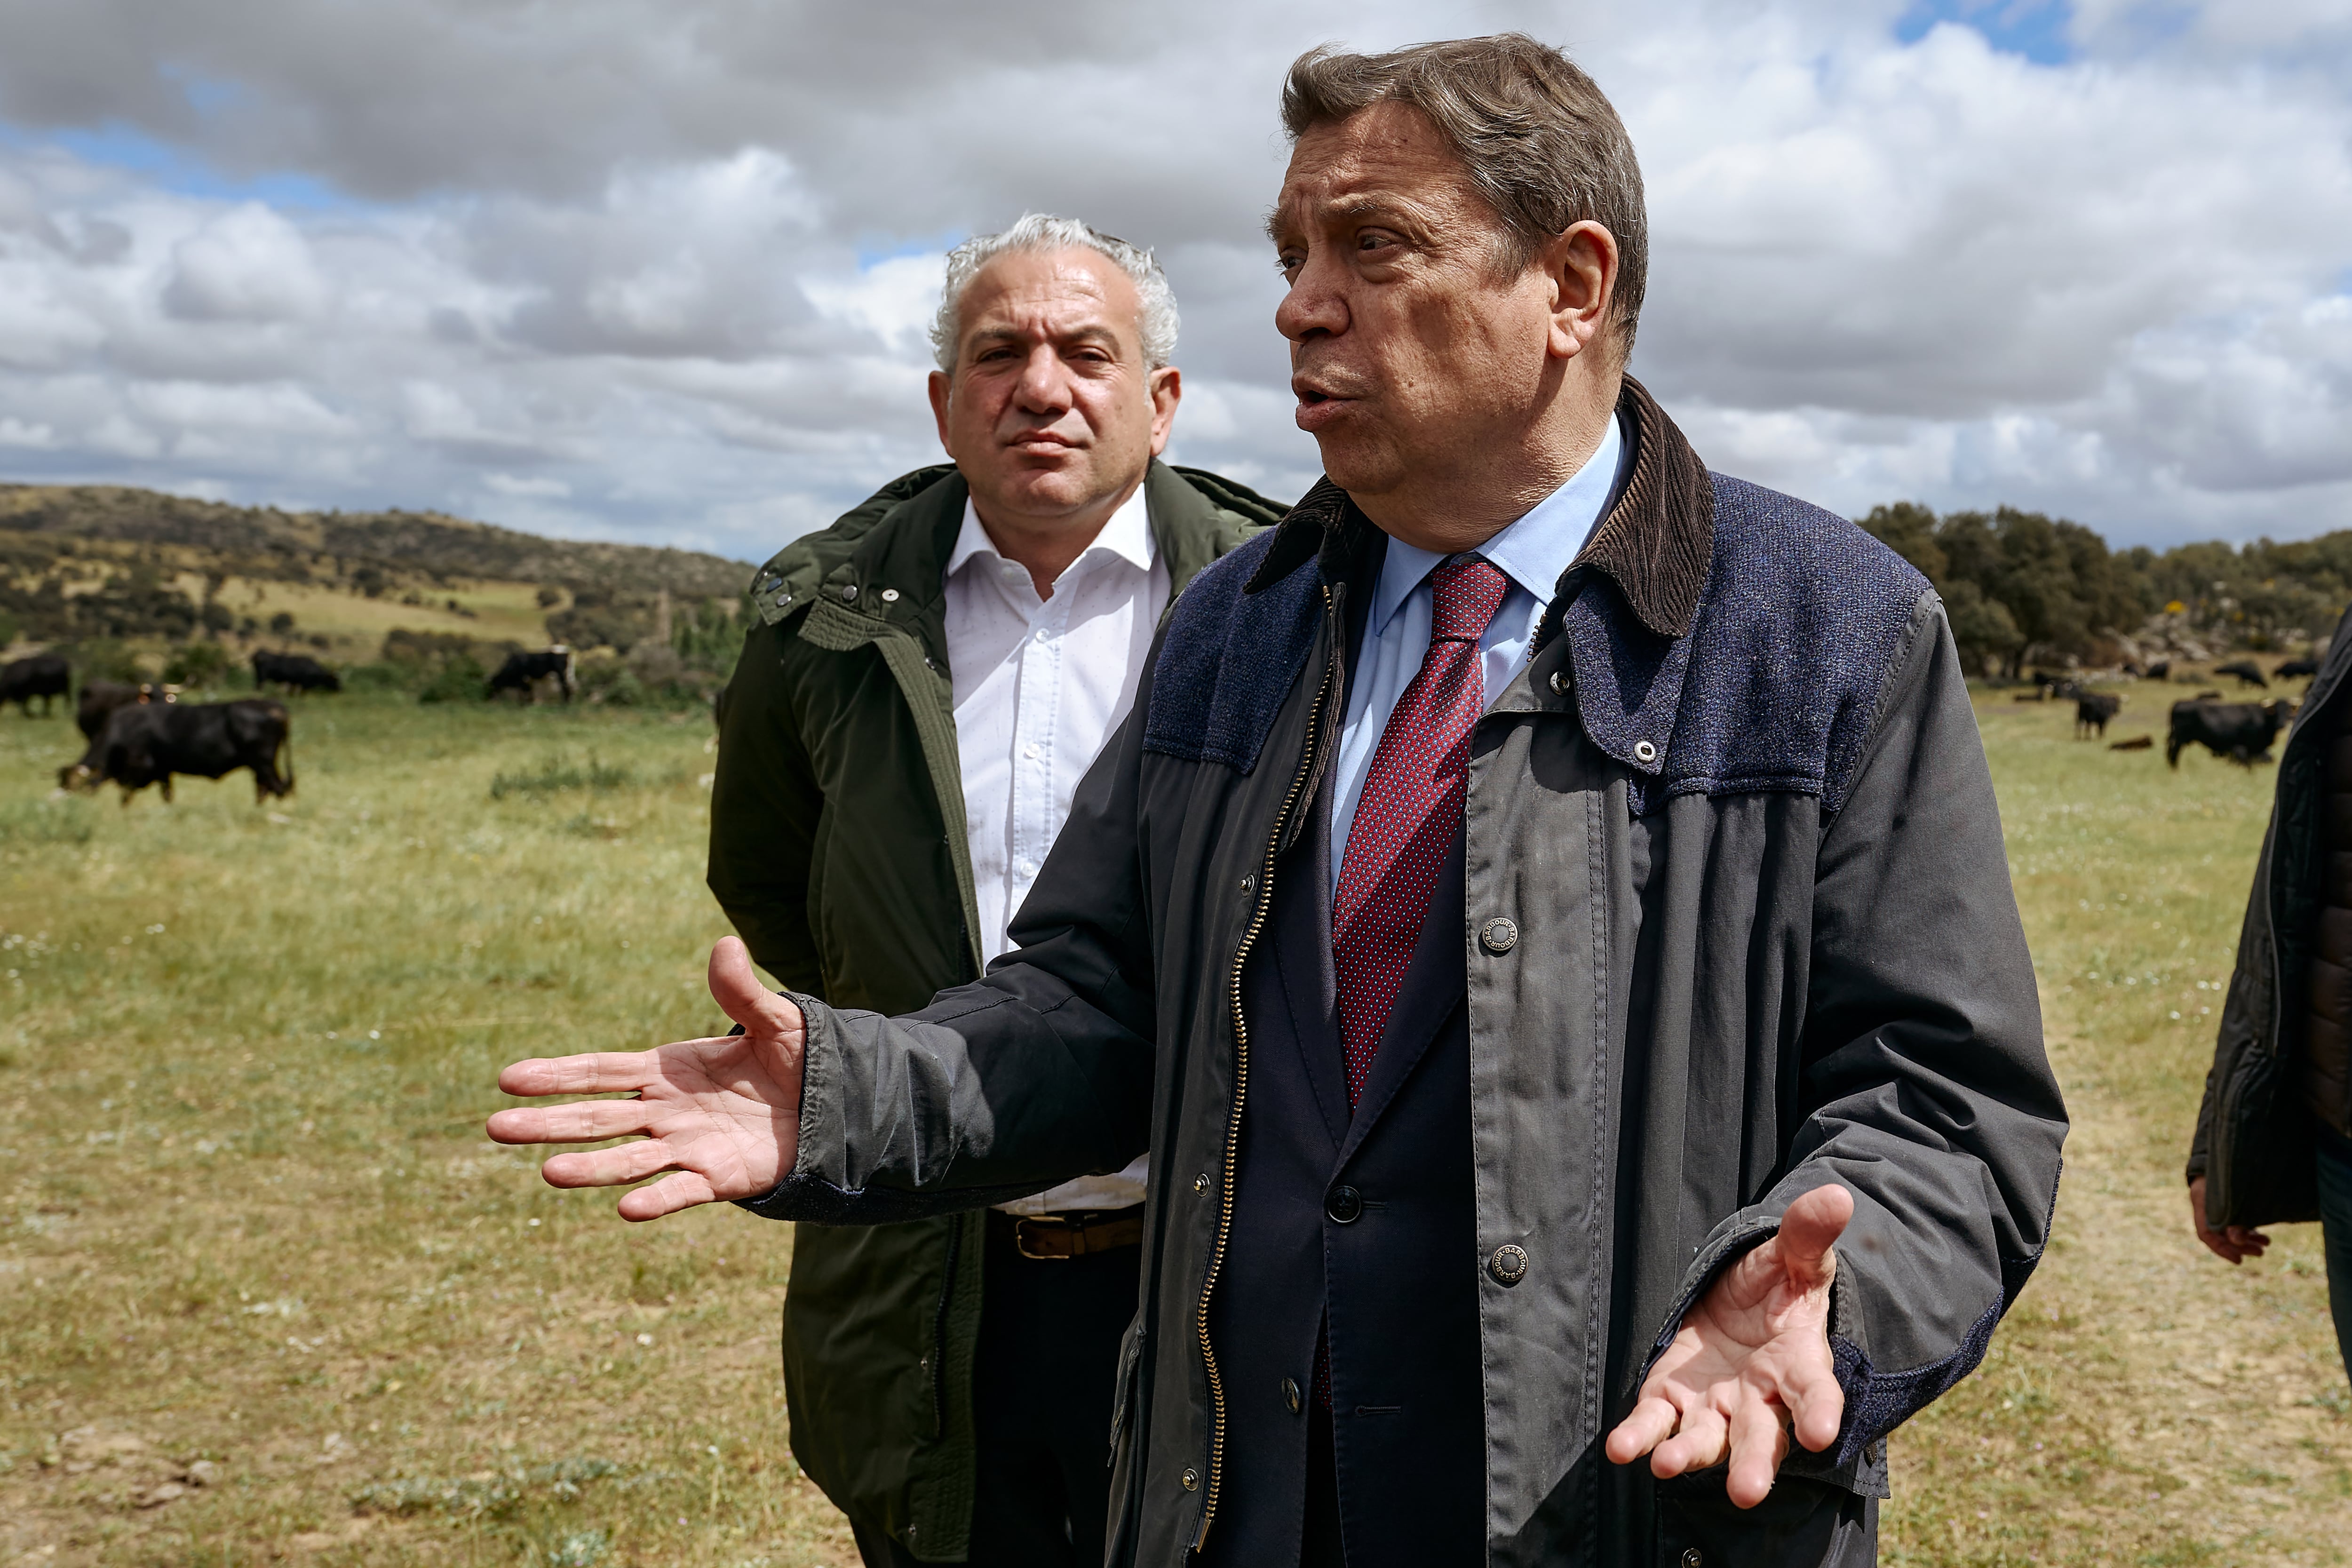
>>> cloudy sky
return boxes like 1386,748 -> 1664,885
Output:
0,0 -> 2344,563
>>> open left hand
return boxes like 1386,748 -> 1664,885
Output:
1603,1183 -> 1853,1508
485,937 -> 805,1221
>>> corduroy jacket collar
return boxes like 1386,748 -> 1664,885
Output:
1244,376 -> 1714,641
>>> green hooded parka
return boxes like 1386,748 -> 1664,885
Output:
707,459 -> 1282,1559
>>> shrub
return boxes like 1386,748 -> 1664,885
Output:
572,657 -> 643,707
163,641 -> 237,689
60,638 -> 145,685
416,655 -> 488,705
340,662 -> 411,693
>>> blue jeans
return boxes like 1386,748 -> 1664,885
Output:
2315,1121 -> 2352,1383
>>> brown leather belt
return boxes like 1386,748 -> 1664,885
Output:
1010,1208 -> 1145,1260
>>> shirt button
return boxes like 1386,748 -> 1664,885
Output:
1034,629 -> 1050,643
1024,743 -> 1042,760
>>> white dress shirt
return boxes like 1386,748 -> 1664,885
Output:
1331,412 -> 1628,888
946,484 -> 1163,1216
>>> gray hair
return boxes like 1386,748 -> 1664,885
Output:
1281,35 -> 1647,358
929,214 -> 1180,372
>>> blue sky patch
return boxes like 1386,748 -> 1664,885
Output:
0,120 -> 353,211
855,229 -> 967,270
1897,0 -> 2075,64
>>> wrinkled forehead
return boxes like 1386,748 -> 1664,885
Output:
957,247 -> 1142,347
1269,103 -> 1480,242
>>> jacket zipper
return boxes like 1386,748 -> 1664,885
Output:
1193,583 -> 1338,1552
928,1211 -> 963,1440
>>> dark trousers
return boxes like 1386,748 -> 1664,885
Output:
852,1210 -> 1142,1568
2316,1122 -> 2352,1382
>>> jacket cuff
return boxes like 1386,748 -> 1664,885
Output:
1641,1193 -> 2039,1495
730,990 -> 840,1222
726,992 -> 1051,1224
1640,1215 -> 1891,1499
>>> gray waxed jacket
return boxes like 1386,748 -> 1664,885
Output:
741,381 -> 2069,1566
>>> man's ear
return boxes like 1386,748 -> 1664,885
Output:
1147,366 -> 1183,457
928,369 -> 955,457
1545,221 -> 1619,363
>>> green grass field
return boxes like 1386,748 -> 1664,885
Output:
1,681 -> 2348,1565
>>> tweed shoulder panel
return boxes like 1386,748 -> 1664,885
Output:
1650,474 -> 1931,815
1141,529 -> 1322,776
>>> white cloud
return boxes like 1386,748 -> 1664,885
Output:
0,0 -> 2342,555
483,472 -> 571,499
803,252 -> 948,360
161,201 -> 330,323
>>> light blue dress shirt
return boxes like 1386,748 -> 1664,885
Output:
1330,411 -> 1629,891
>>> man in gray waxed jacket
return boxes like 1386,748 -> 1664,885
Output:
493,35 -> 2068,1567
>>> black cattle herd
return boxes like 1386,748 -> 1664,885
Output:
0,641 -> 2326,803
0,644 -> 578,804
2006,654 -> 2320,769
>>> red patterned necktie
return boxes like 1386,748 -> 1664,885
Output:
1332,557 -> 1511,1107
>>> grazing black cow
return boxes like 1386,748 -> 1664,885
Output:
252,649 -> 342,694
2277,657 -> 2321,680
2145,660 -> 2171,681
75,680 -> 175,741
2074,692 -> 2122,738
486,645 -> 577,704
59,699 -> 293,803
0,653 -> 70,716
2168,698 -> 2293,769
2216,659 -> 2270,689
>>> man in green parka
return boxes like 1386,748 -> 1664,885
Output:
706,215 -> 1284,1567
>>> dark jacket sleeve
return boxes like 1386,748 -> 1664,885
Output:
707,617 -> 827,995
2187,831 -> 2276,1186
736,649 -> 1164,1225
1648,592 -> 2068,1468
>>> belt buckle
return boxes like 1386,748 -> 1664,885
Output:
1014,1217 -> 1074,1260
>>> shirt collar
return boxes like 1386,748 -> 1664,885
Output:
1366,409 -> 1627,637
946,482 -> 1156,581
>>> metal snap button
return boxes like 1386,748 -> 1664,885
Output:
1281,1377 -> 1302,1415
1193,1172 -> 1211,1196
1181,1467 -> 1201,1491
1325,1185 -> 1363,1224
1480,917 -> 1518,955
1681,1551 -> 1703,1568
840,584 -> 858,601
1549,669 -> 1569,696
1488,1243 -> 1529,1285
1632,739 -> 1658,764
881,588 -> 900,603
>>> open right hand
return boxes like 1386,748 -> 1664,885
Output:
2187,1175 -> 2270,1265
486,936 -> 805,1221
